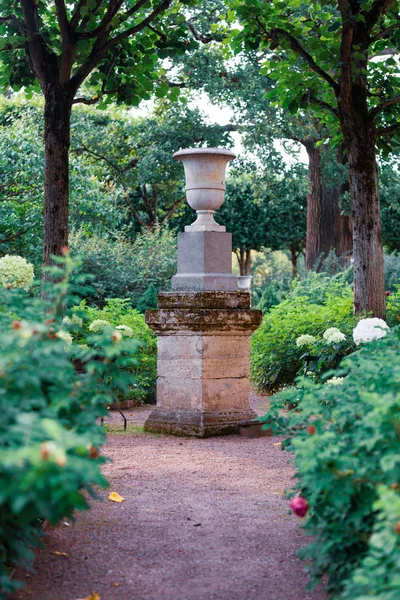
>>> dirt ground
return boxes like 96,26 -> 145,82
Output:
13,394 -> 328,600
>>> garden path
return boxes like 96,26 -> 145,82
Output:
13,393 -> 327,600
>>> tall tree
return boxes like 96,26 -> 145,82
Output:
230,0 -> 400,317
0,0 -> 200,271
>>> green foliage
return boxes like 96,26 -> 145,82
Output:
229,0 -> 400,152
251,272 -> 355,391
136,283 -> 158,314
262,329 -> 400,597
219,161 -> 307,261
76,298 -> 157,403
381,162 -> 400,252
69,227 -> 177,307
0,98 -> 125,271
0,255 -> 140,596
0,1 -> 205,106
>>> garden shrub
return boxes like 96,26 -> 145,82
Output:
262,328 -> 400,598
69,226 -> 176,307
0,256 -> 140,596
75,297 -> 157,402
251,274 -> 355,391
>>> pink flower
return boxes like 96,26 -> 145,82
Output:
290,496 -> 309,518
385,291 -> 391,297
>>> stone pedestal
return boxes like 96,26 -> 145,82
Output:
171,231 -> 237,292
144,292 -> 262,437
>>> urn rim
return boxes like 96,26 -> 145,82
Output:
173,147 -> 236,161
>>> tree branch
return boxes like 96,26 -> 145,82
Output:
0,223 -> 38,244
70,0 -> 171,91
71,142 -> 121,172
369,94 -> 400,118
303,91 -> 339,117
21,0 -> 57,87
364,0 -> 395,35
338,0 -> 354,101
54,0 -> 70,42
371,20 -> 400,41
160,197 -> 185,225
124,195 -> 147,227
186,22 -> 223,44
376,121 -> 400,136
72,95 -> 100,105
0,14 -> 25,35
254,18 -> 339,93
105,0 -> 172,50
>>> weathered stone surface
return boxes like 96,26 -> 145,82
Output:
158,291 -> 251,310
144,407 -> 256,437
144,305 -> 261,437
171,231 -> 238,292
146,308 -> 262,336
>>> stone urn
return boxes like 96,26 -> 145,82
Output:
238,275 -> 252,290
173,147 -> 236,232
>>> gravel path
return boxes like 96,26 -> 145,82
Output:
13,395 -> 328,600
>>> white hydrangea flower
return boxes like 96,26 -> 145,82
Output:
115,324 -> 133,337
0,255 -> 34,290
56,330 -> 73,345
323,327 -> 346,344
62,314 -> 83,328
326,376 -> 345,386
296,334 -> 317,348
89,319 -> 111,333
353,318 -> 389,346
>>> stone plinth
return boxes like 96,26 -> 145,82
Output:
171,231 -> 238,292
144,292 -> 262,437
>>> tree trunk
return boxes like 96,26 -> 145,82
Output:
236,248 -> 252,276
348,136 -> 385,318
244,249 -> 252,275
304,141 -> 352,271
43,86 -> 72,271
290,246 -> 299,278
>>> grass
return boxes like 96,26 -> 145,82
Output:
103,423 -> 145,435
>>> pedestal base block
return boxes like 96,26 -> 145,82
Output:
144,292 -> 262,438
144,407 -> 257,437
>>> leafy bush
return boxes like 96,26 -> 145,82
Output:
251,273 -> 355,391
74,298 -> 157,402
263,329 -> 400,598
387,285 -> 400,327
70,227 -> 176,307
0,256 -> 140,596
384,252 -> 400,292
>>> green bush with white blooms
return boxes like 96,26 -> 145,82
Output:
0,254 -> 140,596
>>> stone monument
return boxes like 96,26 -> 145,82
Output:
144,148 -> 262,437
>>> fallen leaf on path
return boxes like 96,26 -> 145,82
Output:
273,442 -> 281,446
109,492 -> 125,503
74,594 -> 100,600
114,582 -> 120,587
51,551 -> 68,557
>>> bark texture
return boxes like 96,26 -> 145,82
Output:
304,141 -> 352,272
237,248 -> 252,276
43,86 -> 72,270
348,134 -> 385,318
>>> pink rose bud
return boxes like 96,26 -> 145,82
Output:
385,291 -> 391,297
290,496 -> 309,518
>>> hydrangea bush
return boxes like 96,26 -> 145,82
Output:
67,298 -> 157,403
0,256 -> 140,595
0,255 -> 34,290
263,328 -> 400,598
251,289 -> 355,391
